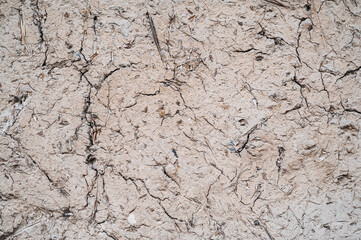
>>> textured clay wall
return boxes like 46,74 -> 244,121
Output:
0,0 -> 360,239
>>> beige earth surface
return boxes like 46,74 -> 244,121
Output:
1,0 -> 361,239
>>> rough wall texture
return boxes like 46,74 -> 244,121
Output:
0,0 -> 360,239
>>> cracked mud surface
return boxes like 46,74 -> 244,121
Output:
1,0 -> 361,239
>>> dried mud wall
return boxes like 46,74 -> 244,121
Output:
0,0 -> 361,239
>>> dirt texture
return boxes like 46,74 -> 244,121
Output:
1,0 -> 361,239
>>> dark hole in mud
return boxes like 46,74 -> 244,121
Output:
238,119 -> 247,126
274,37 -> 282,45
86,155 -> 96,164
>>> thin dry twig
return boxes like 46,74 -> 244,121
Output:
20,13 -> 26,45
16,8 -> 30,53
147,11 -> 164,62
264,0 -> 290,8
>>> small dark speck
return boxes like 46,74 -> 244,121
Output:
9,94 -> 27,104
172,148 -> 178,158
305,4 -> 311,11
256,56 -> 263,61
254,220 -> 260,226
